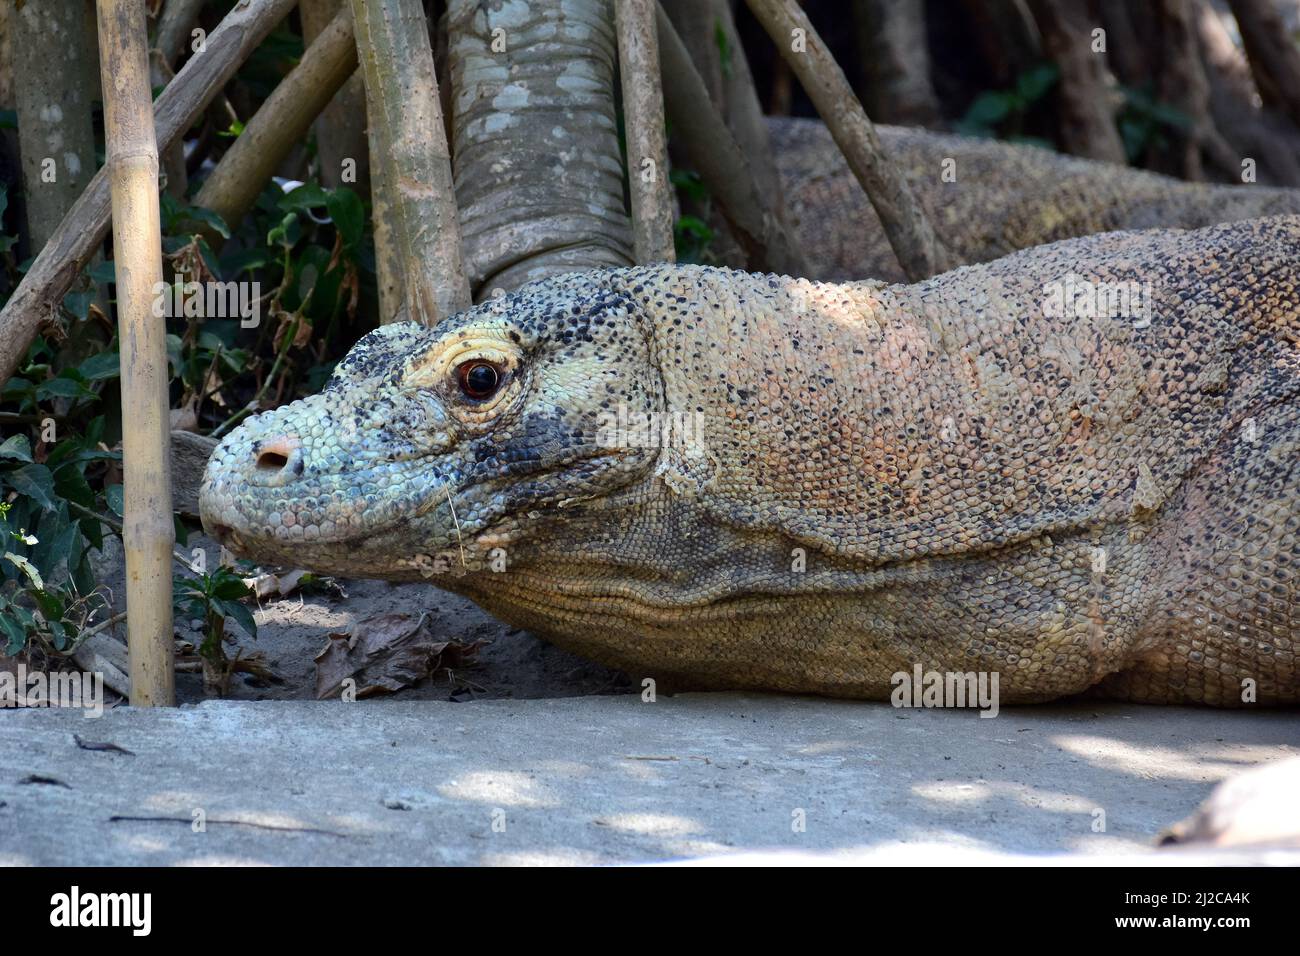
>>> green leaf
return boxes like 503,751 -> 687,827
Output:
106,483 -> 124,517
0,611 -> 26,656
6,464 -> 58,510
36,374 -> 97,403
278,182 -> 330,212
963,91 -> 1012,127
267,212 -> 302,249
326,188 -> 364,249
1015,63 -> 1059,103
0,434 -> 33,463
77,351 -> 121,381
88,260 -> 118,285
4,552 -> 45,590
62,289 -> 95,322
187,204 -> 232,239
219,599 -> 257,639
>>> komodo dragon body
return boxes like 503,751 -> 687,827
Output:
769,117 -> 1300,282
201,217 -> 1300,706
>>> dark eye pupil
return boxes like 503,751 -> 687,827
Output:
462,363 -> 499,398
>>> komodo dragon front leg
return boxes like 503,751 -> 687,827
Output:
200,216 -> 1300,705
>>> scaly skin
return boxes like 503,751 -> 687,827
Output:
201,217 -> 1300,705
769,117 -> 1300,282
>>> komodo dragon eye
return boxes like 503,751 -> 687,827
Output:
457,361 -> 501,400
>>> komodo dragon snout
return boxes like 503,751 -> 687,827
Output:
199,273 -> 665,580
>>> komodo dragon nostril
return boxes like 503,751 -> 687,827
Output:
253,437 -> 300,476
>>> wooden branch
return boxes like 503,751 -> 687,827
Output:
302,0 -> 370,191
656,5 -> 809,277
96,0 -> 175,707
0,0 -> 299,391
1026,0 -> 1127,164
195,7 -> 358,239
153,0 -> 207,67
742,0 -> 947,280
350,0 -> 470,324
1227,0 -> 1300,133
616,0 -> 675,264
149,0 -> 206,197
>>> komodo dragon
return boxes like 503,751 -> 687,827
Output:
768,117 -> 1300,282
200,216 -> 1300,706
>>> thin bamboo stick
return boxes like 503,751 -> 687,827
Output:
96,0 -> 175,706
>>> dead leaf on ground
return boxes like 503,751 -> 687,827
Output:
313,612 -> 487,700
245,568 -> 310,600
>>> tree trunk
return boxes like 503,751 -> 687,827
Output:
1227,0 -> 1300,133
1027,0 -> 1127,164
96,0 -> 175,707
615,0 -> 674,264
852,0 -> 941,127
1196,0 -> 1300,185
0,0 -> 300,391
447,0 -> 632,296
351,0 -> 470,323
1151,0 -> 1236,181
11,0 -> 99,251
957,0 -> 1042,88
301,0 -> 370,191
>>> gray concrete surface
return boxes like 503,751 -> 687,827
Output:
1,695 -> 1297,865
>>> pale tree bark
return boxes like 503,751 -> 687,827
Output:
0,0 -> 300,390
149,0 -> 205,197
1227,0 -> 1300,133
96,0 -> 175,707
615,0 -> 674,264
1026,0 -> 1127,164
852,0 -> 941,127
447,0 -> 632,296
196,8 -> 358,238
744,0 -> 948,281
351,0 -> 470,324
11,0 -> 99,251
301,0 -> 370,190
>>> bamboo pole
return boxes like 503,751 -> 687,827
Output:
96,0 -> 175,707
350,0 -> 470,325
0,0 -> 299,390
195,7 -> 359,239
743,0 -> 948,281
615,0 -> 675,264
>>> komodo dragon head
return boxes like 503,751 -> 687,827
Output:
200,271 -> 670,581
